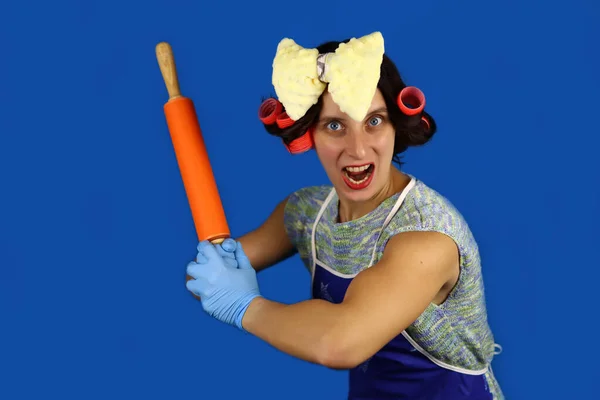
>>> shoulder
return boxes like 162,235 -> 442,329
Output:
284,184 -> 333,221
379,177 -> 480,269
382,229 -> 460,277
389,178 -> 472,237
375,181 -> 463,283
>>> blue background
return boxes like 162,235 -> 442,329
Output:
1,0 -> 598,398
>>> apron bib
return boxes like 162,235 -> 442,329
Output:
309,178 -> 493,399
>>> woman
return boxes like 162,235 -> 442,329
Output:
185,32 -> 504,399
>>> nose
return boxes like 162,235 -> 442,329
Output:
345,130 -> 367,159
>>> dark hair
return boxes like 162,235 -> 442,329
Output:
261,38 -> 437,165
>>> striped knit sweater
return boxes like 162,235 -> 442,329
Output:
283,176 -> 503,399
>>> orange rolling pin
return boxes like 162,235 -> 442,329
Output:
155,42 -> 230,245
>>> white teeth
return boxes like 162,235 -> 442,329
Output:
345,164 -> 371,172
346,174 -> 370,185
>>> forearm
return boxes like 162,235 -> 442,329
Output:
236,197 -> 297,273
241,297 -> 357,368
237,232 -> 295,273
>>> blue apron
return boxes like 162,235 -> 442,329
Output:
309,178 -> 494,399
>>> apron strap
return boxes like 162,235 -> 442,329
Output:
367,177 -> 416,267
310,187 -> 337,276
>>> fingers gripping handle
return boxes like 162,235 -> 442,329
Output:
156,42 -> 182,100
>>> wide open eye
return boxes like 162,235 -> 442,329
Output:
326,120 -> 342,131
368,116 -> 383,126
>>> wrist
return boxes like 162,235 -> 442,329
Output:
234,293 -> 263,331
240,296 -> 270,332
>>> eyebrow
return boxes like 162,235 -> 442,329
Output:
366,107 -> 388,116
319,107 -> 388,122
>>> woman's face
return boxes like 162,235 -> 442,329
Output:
313,89 -> 396,203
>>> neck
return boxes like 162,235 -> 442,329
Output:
337,166 -> 409,223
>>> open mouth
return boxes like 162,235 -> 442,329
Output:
342,163 -> 375,189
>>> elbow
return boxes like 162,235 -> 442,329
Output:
316,332 -> 369,370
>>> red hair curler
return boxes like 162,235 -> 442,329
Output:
397,86 -> 425,115
259,98 -> 283,125
420,116 -> 430,131
285,128 -> 314,154
276,113 -> 314,153
276,111 -> 294,129
257,98 -> 315,154
397,86 -> 431,132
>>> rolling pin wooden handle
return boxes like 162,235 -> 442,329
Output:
155,42 -> 182,100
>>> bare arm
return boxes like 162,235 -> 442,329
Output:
241,231 -> 460,369
235,196 -> 297,273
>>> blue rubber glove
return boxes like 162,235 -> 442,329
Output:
214,239 -> 238,268
186,239 -> 261,330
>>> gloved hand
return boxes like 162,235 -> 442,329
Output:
214,239 -> 238,268
186,239 -> 261,330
